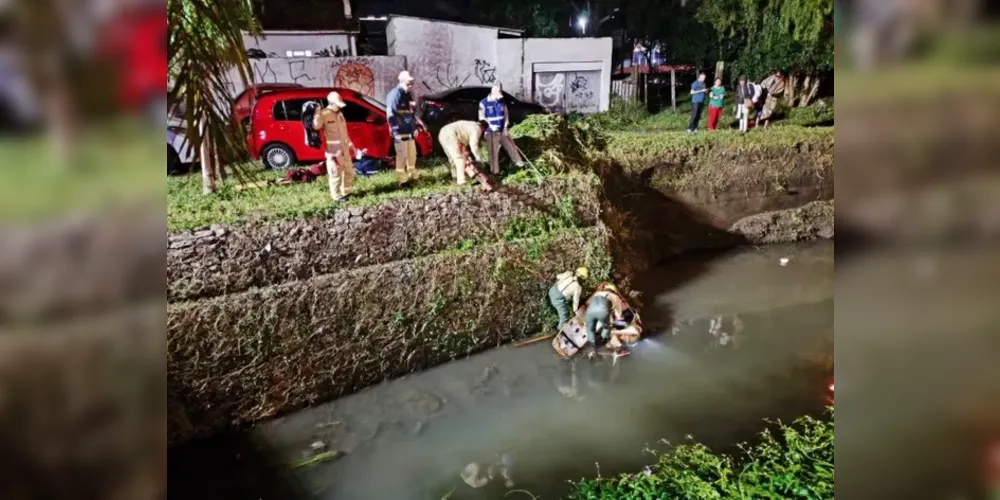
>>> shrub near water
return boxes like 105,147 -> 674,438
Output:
509,114 -> 607,173
570,410 -> 834,500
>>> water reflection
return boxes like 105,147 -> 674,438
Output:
169,242 -> 835,499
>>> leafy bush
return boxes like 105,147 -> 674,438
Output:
782,100 -> 835,127
509,113 -> 608,174
575,97 -> 650,130
570,409 -> 834,500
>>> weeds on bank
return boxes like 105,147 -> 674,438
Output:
169,98 -> 832,231
167,160 -> 456,231
569,409 -> 834,499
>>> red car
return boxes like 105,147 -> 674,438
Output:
248,87 -> 434,170
98,1 -> 167,120
230,83 -> 303,132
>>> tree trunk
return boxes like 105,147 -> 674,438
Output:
797,74 -> 812,107
714,60 -> 724,82
799,76 -> 821,107
214,143 -> 226,182
785,71 -> 798,106
670,68 -> 676,111
200,117 -> 216,194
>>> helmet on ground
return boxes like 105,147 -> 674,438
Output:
575,267 -> 589,280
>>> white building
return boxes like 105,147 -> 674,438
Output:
386,15 -> 612,113
225,17 -> 612,114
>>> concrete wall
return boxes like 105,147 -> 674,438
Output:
387,16 -> 502,95
386,16 -> 612,113
225,56 -> 405,101
242,31 -> 356,58
498,38 -> 613,113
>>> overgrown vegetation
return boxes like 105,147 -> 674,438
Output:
168,227 -> 612,443
168,161 -> 459,231
569,409 -> 834,499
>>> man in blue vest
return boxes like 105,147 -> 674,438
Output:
478,84 -> 524,175
386,70 -> 420,186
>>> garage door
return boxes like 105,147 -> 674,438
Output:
532,70 -> 600,114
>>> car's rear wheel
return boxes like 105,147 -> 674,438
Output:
262,143 -> 296,170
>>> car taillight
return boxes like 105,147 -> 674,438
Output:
426,101 -> 443,109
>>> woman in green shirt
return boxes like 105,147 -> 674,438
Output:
707,78 -> 726,130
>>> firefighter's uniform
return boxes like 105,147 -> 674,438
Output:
438,120 -> 485,185
312,97 -> 354,201
386,72 -> 419,184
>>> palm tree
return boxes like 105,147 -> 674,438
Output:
168,0 -> 259,193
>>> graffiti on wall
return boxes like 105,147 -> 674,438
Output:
534,73 -> 565,108
567,74 -> 597,112
427,58 -> 497,90
225,56 -> 405,102
533,71 -> 599,113
330,57 -> 376,97
473,59 -> 497,84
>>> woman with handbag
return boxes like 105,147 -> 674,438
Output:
735,75 -> 757,133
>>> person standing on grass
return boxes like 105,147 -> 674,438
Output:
386,70 -> 419,186
687,72 -> 708,132
312,91 -> 355,202
478,83 -> 525,175
707,78 -> 725,130
735,75 -> 755,133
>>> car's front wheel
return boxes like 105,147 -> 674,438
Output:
261,143 -> 296,170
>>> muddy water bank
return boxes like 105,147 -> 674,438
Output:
168,241 -> 833,499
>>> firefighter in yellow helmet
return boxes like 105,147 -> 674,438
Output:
548,267 -> 589,330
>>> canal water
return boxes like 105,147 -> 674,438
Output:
169,240 -> 834,500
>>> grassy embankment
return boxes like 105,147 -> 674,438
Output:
167,98 -> 834,232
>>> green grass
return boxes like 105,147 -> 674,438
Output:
169,98 -> 834,232
584,97 -> 834,133
0,120 -> 164,225
168,159 -> 577,232
168,158 -> 463,231
606,126 -> 834,165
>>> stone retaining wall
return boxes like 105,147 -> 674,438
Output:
168,227 -> 610,444
168,177 -> 600,302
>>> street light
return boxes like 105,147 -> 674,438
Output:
577,14 -> 589,34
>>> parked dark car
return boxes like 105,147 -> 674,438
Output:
416,86 -> 547,138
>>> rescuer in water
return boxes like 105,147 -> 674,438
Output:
548,267 -> 589,330
583,283 -> 637,357
385,70 -> 420,186
312,91 -> 355,202
478,83 -> 525,175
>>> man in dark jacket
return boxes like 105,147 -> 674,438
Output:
385,70 -> 419,185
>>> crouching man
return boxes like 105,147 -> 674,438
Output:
438,120 -> 494,190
